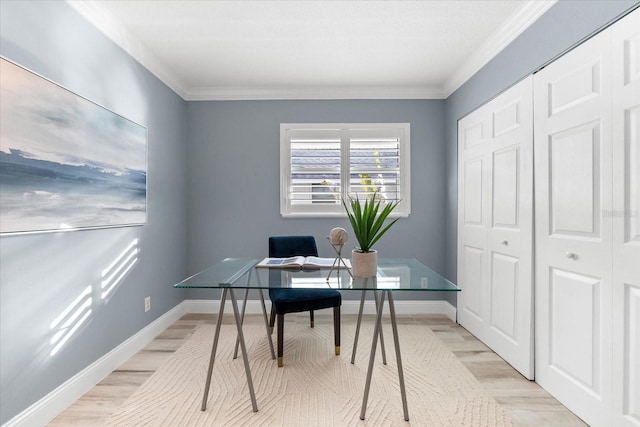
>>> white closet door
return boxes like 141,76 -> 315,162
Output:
612,8 -> 640,427
457,76 -> 534,379
534,28 -> 614,427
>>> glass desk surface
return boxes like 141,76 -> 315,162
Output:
175,258 -> 460,292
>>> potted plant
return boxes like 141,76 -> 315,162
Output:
342,193 -> 400,277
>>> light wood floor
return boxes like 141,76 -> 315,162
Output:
48,313 -> 587,426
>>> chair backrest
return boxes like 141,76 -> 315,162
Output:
269,235 -> 318,258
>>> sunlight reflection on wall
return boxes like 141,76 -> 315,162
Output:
49,285 -> 92,356
47,238 -> 140,357
101,238 -> 139,300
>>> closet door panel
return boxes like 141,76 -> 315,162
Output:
461,245 -> 484,320
548,60 -> 602,115
548,268 -> 602,392
612,8 -> 640,427
548,121 -> 601,238
621,284 -> 640,426
490,252 -> 518,341
463,120 -> 487,150
458,121 -> 490,333
463,157 -> 485,226
534,28 -> 613,427
486,79 -> 534,379
625,106 -> 640,243
458,76 -> 534,379
492,146 -> 520,229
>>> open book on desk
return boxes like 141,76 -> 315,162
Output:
256,256 -> 351,269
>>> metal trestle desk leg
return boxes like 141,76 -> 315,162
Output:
360,290 -> 385,420
201,288 -> 259,413
388,291 -> 409,421
359,290 -> 409,421
258,289 -> 276,359
233,273 -> 275,360
229,289 -> 258,412
351,288 -> 387,365
201,288 -> 227,411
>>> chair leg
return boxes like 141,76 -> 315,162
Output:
269,305 -> 276,334
277,313 -> 284,367
310,310 -> 314,328
334,306 -> 341,355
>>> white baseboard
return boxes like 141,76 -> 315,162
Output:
3,302 -> 187,427
185,298 -> 457,321
6,298 -> 455,427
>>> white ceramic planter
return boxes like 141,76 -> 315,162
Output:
351,249 -> 378,277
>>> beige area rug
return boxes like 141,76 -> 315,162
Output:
107,320 -> 513,427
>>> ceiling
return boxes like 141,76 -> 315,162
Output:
67,0 -> 556,100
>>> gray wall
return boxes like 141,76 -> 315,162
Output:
443,0 -> 639,281
0,1 -> 188,423
186,100 -> 448,301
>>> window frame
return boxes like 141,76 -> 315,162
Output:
280,123 -> 411,218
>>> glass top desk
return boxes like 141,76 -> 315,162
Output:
175,258 -> 460,421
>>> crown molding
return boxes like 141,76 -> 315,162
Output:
67,0 -> 554,101
184,85 -> 445,101
66,0 -> 188,99
443,0 -> 557,97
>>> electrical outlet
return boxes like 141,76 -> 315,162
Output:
421,277 -> 429,288
145,296 -> 151,312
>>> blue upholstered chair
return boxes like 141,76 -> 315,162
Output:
268,235 -> 341,367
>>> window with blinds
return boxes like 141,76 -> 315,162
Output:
280,123 -> 410,217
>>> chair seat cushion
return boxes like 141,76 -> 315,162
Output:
269,288 -> 341,314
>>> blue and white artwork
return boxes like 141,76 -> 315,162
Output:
0,58 -> 147,234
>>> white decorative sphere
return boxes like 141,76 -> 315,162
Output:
329,227 -> 348,245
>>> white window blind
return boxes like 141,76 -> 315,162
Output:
281,123 -> 410,217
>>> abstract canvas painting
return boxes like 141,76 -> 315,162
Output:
0,58 -> 147,234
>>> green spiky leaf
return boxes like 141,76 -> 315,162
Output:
342,193 -> 400,252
